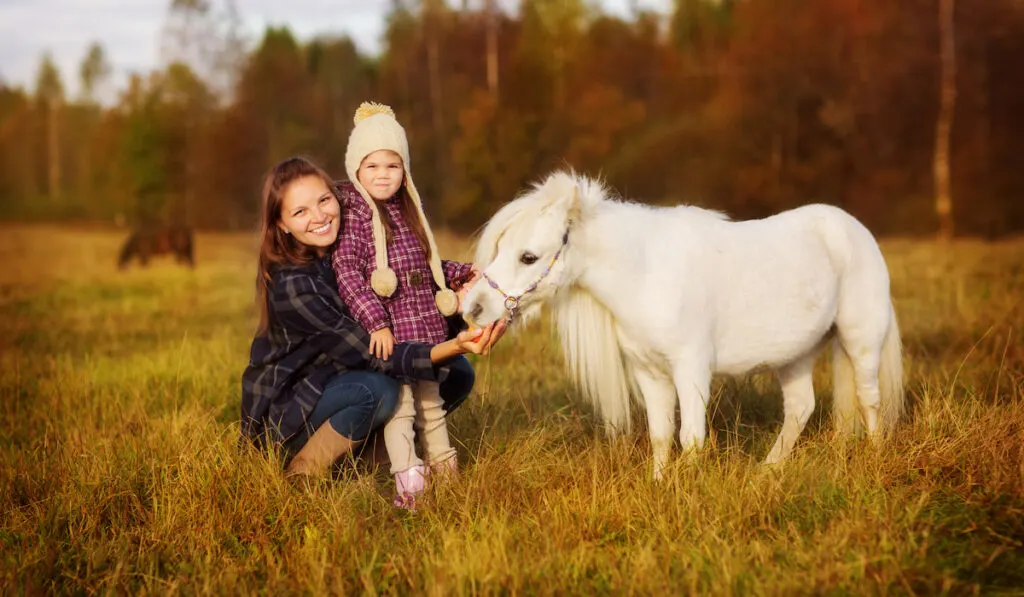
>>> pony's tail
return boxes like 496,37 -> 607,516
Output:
831,336 -> 859,435
877,304 -> 905,434
832,302 -> 904,435
554,288 -> 633,435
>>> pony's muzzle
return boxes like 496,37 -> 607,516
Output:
467,302 -> 484,324
460,296 -> 483,328
461,292 -> 502,328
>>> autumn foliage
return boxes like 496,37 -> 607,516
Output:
1,0 -> 1021,236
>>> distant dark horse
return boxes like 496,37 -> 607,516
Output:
118,225 -> 195,269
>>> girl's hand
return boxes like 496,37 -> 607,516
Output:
370,328 -> 395,360
454,319 -> 508,356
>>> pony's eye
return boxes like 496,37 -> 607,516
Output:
520,252 -> 538,265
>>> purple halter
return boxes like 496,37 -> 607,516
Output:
479,231 -> 569,323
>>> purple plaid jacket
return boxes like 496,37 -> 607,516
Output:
332,182 -> 474,345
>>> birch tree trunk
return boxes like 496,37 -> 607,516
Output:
426,11 -> 447,209
486,0 -> 499,97
934,0 -> 957,240
47,98 -> 60,201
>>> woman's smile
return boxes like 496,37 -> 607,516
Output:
310,220 -> 334,235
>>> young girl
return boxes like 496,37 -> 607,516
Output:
332,102 -> 477,508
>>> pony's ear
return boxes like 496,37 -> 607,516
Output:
566,184 -> 582,228
545,179 -> 583,230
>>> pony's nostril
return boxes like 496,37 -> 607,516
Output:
470,303 -> 484,321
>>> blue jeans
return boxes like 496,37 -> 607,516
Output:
285,370 -> 401,455
440,355 -> 476,414
286,356 -> 476,455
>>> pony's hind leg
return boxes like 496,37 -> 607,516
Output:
632,368 -> 678,480
763,354 -> 817,465
833,248 -> 894,440
850,347 -> 883,439
836,320 -> 888,440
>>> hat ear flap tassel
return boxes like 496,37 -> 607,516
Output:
365,197 -> 397,298
371,267 -> 398,297
434,288 -> 458,317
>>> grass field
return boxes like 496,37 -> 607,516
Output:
2,224 -> 1023,595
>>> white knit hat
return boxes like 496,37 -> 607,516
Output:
344,101 -> 458,317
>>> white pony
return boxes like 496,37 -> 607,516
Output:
462,170 -> 904,477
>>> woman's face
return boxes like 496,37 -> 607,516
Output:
357,150 -> 404,201
278,175 -> 340,254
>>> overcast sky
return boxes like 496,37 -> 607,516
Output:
0,0 -> 671,100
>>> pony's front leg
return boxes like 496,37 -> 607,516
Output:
673,362 -> 712,456
632,368 -> 678,480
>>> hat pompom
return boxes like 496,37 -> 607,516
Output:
371,267 -> 398,298
434,288 -> 459,317
354,102 -> 395,124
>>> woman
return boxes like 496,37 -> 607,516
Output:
240,156 -> 503,479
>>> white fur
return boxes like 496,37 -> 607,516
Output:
464,170 -> 905,477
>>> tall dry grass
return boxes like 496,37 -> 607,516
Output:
1,224 -> 1022,594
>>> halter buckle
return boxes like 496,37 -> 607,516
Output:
503,296 -> 520,313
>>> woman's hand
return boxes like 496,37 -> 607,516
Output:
370,327 -> 395,360
454,319 -> 508,356
429,318 -> 508,363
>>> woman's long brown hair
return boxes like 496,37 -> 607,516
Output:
255,156 -> 336,334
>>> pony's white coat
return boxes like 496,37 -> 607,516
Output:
463,171 -> 904,476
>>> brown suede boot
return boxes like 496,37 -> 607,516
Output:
285,422 -> 357,479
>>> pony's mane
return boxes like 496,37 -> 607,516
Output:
473,193 -> 531,267
474,169 -> 730,265
531,170 -> 734,224
682,204 -> 731,222
474,170 -> 611,266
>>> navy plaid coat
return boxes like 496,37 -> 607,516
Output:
240,256 -> 445,447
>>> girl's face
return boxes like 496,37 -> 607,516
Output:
278,175 -> 340,255
357,150 -> 404,201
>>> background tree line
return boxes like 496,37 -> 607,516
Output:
1,0 -> 1021,236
